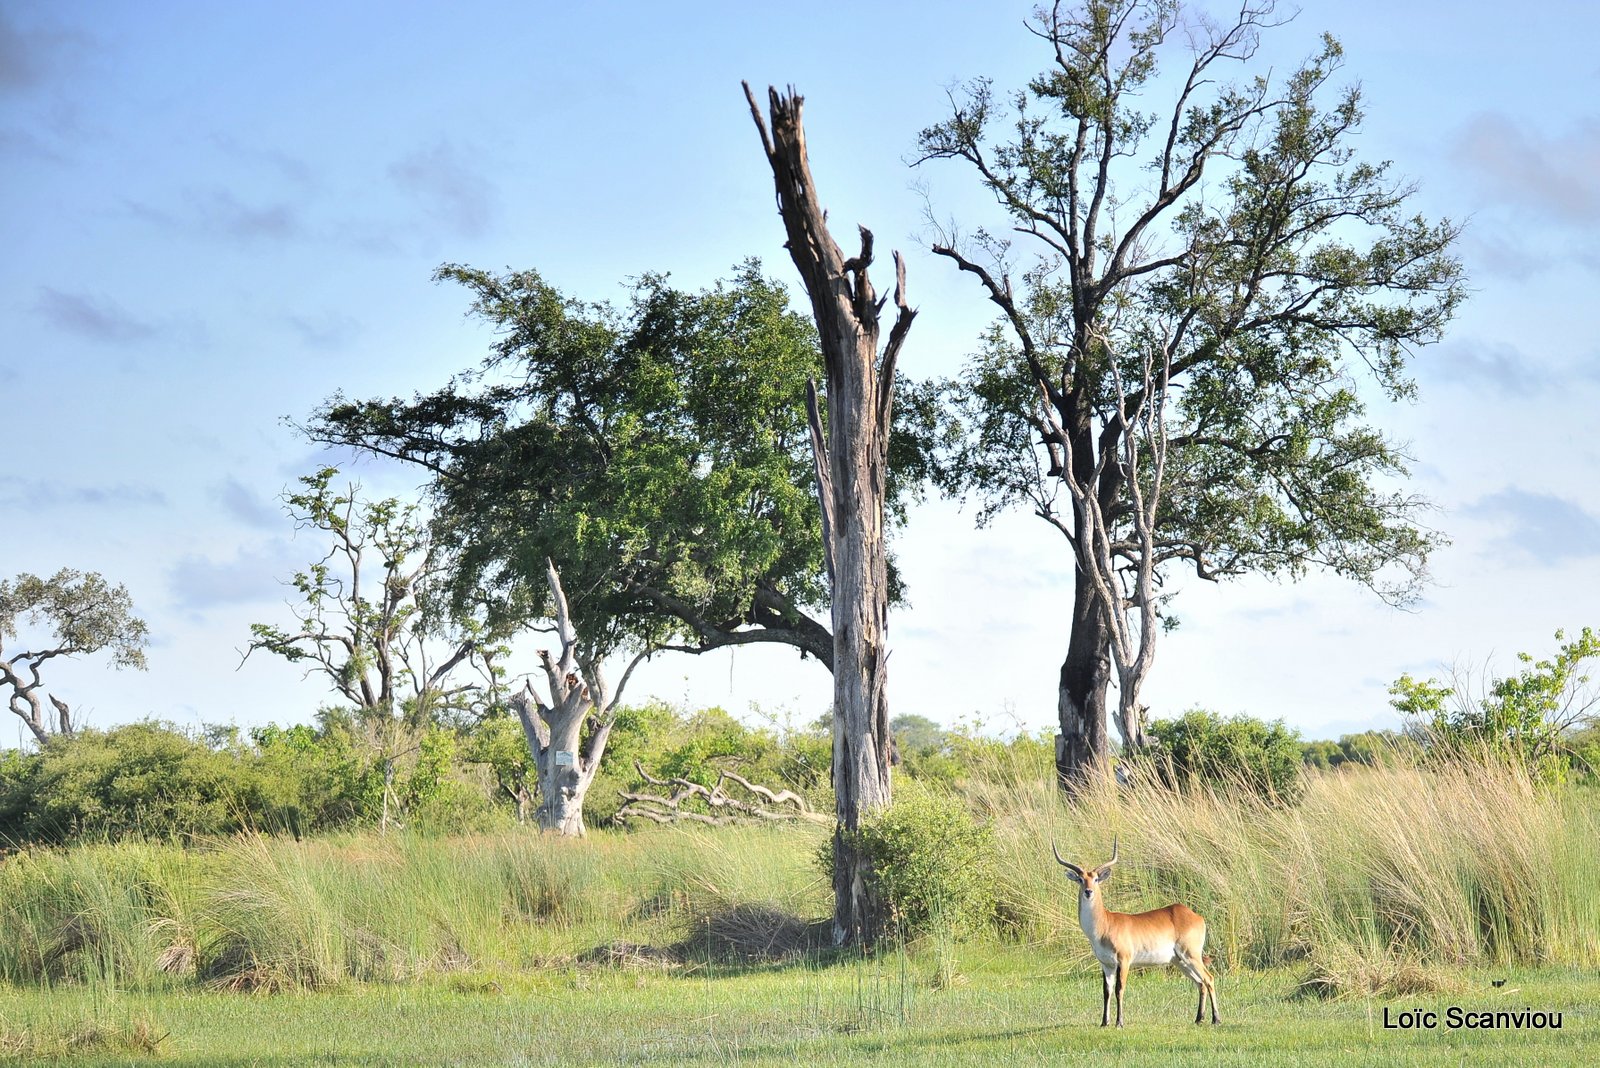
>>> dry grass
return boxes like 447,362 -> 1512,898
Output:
969,753 -> 1600,997
1,757 -> 1594,1002
0,1015 -> 166,1060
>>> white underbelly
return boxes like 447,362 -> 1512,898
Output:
1128,946 -> 1177,968
1091,940 -> 1175,969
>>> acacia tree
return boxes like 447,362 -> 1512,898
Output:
917,0 -> 1465,786
244,468 -> 503,724
746,83 -> 915,945
1,569 -> 149,745
307,264 -> 844,671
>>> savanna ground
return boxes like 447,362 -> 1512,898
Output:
3,956 -> 1595,1066
3,757 -> 1597,1065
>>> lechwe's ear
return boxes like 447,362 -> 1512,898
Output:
1051,839 -> 1085,883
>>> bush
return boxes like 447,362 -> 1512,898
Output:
0,718 -> 499,846
826,783 -> 997,940
1301,730 -> 1417,771
595,702 -> 832,826
1,724 -> 245,842
1390,627 -> 1600,782
1144,709 -> 1304,802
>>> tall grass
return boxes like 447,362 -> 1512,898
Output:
0,840 -> 204,987
1,756 -> 1595,998
0,823 -> 831,991
969,753 -> 1600,993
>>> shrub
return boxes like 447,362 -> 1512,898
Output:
826,783 -> 997,940
595,702 -> 832,826
3,723 -> 244,842
1391,627 -> 1600,781
1144,709 -> 1304,802
1301,730 -> 1417,771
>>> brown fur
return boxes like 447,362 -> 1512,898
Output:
1053,840 -> 1219,1027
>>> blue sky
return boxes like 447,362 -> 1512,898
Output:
4,1 -> 1598,746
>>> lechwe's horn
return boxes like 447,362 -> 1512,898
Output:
1051,839 -> 1083,877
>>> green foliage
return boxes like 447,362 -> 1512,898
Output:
402,728 -> 495,833
245,469 -> 505,724
1391,627 -> 1600,780
891,714 -> 947,758
652,707 -> 774,787
0,565 -> 150,668
916,2 -> 1466,743
592,702 -> 832,826
827,783 -> 998,940
1,756 -> 1599,1027
244,721 -> 379,833
0,569 -> 149,671
460,712 -> 535,812
1301,729 -> 1416,770
0,717 -> 506,846
1300,739 -> 1341,770
1144,709 -> 1305,802
308,263 -> 835,662
1,569 -> 150,740
919,7 -> 1463,604
0,724 -> 244,843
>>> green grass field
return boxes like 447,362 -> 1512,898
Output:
3,758 -> 1597,1064
2,953 -> 1594,1066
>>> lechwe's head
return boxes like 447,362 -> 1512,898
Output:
1052,837 -> 1119,904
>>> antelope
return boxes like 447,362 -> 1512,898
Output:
1052,838 -> 1219,1027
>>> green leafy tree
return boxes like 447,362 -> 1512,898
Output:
1336,729 -> 1415,767
892,714 -> 950,759
1390,627 -> 1600,778
305,261 -> 929,843
244,469 -> 504,726
1,569 -> 149,745
306,262 -> 847,668
1300,739 -> 1342,770
916,0 -> 1465,788
1301,729 -> 1414,769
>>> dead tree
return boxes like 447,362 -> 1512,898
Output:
616,762 -> 829,827
745,83 -> 915,945
508,559 -> 651,836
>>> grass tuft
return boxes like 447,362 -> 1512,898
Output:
0,1015 -> 166,1060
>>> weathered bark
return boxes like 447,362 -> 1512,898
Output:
616,761 -> 830,826
511,559 -> 648,836
746,82 -> 915,945
1057,577 -> 1112,789
1,651 -> 74,746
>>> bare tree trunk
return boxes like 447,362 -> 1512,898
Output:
8,692 -> 49,747
2,660 -> 58,746
1057,580 -> 1112,790
746,83 -> 915,946
511,559 -> 649,837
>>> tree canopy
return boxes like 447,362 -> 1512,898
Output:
916,0 -> 1466,778
308,261 -> 932,674
1,569 -> 149,744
